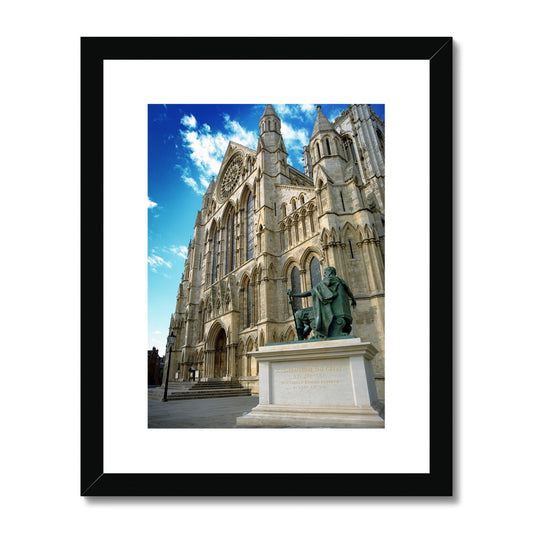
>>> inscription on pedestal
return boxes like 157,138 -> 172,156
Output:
271,358 -> 354,406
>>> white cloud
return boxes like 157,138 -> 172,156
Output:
280,120 -> 309,148
181,129 -> 222,176
222,114 -> 257,148
165,245 -> 188,259
178,113 -> 258,187
180,113 -> 197,129
153,330 -> 161,335
199,176 -> 211,189
181,172 -> 205,196
275,104 -> 316,121
147,255 -> 172,273
299,104 -> 315,115
327,107 -> 346,123
148,198 -> 158,209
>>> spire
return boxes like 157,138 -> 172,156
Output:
260,104 -> 279,119
258,104 -> 284,150
206,176 -> 215,194
311,105 -> 334,137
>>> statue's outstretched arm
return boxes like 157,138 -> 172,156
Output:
287,289 -> 312,298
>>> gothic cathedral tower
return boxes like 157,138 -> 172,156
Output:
163,104 -> 385,398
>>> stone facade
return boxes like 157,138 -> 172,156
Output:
162,104 -> 385,398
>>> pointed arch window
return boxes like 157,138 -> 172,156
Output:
309,207 -> 315,233
211,228 -> 219,282
246,279 -> 252,328
225,208 -> 236,274
246,192 -> 254,260
310,256 -> 322,288
344,137 -> 356,161
290,267 -> 302,311
325,138 -> 331,155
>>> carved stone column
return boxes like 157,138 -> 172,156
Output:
316,188 -> 323,214
238,207 -> 245,265
359,241 -> 378,293
205,349 -> 215,379
228,342 -> 238,377
365,238 -> 384,292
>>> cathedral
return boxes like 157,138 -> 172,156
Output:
163,104 -> 385,398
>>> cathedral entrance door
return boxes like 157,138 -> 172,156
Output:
213,329 -> 227,379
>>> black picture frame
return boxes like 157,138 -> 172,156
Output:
81,36 -> 453,497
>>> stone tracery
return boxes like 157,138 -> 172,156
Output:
163,104 -> 385,397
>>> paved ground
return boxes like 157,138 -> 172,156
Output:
148,394 -> 260,428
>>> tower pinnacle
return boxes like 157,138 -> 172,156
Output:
311,104 -> 334,137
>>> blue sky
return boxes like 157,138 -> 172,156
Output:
148,103 -> 385,357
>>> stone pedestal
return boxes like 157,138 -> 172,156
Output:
236,337 -> 384,428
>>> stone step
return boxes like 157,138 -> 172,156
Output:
164,384 -> 193,390
149,379 -> 252,401
191,381 -> 245,390
151,388 -> 252,401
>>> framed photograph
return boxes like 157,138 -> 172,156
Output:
81,37 -> 452,496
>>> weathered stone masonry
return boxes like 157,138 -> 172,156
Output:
162,104 -> 385,398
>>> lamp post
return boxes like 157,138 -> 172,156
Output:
162,332 -> 176,402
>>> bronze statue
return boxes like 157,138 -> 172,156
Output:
287,266 -> 357,341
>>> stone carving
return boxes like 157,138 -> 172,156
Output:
287,266 -> 357,341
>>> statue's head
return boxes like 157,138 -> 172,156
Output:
324,266 -> 336,277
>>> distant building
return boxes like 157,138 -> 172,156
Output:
148,347 -> 163,386
162,104 -> 385,397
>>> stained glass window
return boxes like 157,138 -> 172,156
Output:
310,257 -> 321,288
212,229 -> 218,283
232,212 -> 236,270
290,267 -> 302,311
246,193 -> 254,260
225,209 -> 236,275
246,280 -> 252,328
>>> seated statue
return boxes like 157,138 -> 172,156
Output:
287,266 -> 357,341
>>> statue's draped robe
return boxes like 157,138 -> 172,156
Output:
311,276 -> 354,337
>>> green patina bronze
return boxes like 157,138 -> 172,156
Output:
287,266 -> 357,341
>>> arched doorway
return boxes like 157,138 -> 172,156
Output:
213,329 -> 227,379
